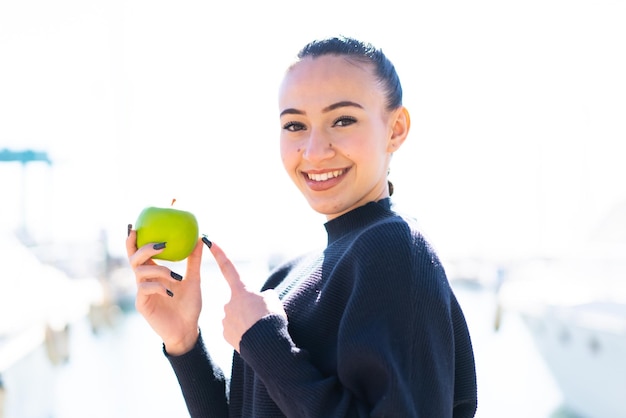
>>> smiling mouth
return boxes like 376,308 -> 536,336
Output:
306,169 -> 345,182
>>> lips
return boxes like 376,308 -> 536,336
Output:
303,168 -> 348,191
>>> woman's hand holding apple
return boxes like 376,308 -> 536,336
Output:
126,200 -> 286,356
126,230 -> 204,356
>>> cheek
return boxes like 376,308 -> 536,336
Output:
280,140 -> 299,170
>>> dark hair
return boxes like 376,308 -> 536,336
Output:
296,36 -> 403,111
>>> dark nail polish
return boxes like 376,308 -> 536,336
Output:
202,235 -> 212,248
166,289 -> 174,297
127,224 -> 132,237
153,242 -> 166,250
170,271 -> 183,281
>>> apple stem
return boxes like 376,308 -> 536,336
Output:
171,198 -> 176,207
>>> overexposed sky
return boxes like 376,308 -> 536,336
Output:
1,0 -> 625,262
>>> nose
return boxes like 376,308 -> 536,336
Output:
302,128 -> 334,163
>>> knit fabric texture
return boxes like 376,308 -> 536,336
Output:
166,199 -> 478,417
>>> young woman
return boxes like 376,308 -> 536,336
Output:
127,36 -> 478,417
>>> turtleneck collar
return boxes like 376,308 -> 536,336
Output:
324,198 -> 394,245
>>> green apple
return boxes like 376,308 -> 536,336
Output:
135,205 -> 199,261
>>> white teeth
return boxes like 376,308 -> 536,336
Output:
307,170 -> 344,182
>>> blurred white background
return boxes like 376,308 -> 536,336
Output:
2,0 -> 624,262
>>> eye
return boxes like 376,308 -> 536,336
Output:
282,121 -> 306,132
333,116 -> 357,127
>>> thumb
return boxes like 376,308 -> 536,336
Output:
204,239 -> 246,294
185,237 -> 204,281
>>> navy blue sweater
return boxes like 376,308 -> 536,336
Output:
167,199 -> 477,417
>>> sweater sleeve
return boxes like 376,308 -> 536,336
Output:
240,314 -> 367,417
239,224 -> 470,417
165,331 -> 230,418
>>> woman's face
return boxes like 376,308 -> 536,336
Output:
279,55 -> 409,220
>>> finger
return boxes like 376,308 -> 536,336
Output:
129,241 -> 165,269
136,281 -> 174,303
206,241 -> 246,294
134,264 -> 179,285
127,229 -> 151,269
184,237 -> 204,283
126,228 -> 138,258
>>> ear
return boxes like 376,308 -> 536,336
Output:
387,106 -> 411,153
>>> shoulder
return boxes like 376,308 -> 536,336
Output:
344,211 -> 450,295
356,210 -> 441,265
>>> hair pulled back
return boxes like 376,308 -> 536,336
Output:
296,36 -> 403,112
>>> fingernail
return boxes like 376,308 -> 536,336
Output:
202,235 -> 212,248
170,271 -> 183,281
127,224 -> 132,237
153,242 -> 166,250
166,289 -> 174,297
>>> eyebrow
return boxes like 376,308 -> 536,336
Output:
279,101 -> 364,117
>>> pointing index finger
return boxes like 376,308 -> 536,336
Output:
205,240 -> 246,294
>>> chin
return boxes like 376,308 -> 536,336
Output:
306,197 -> 349,219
